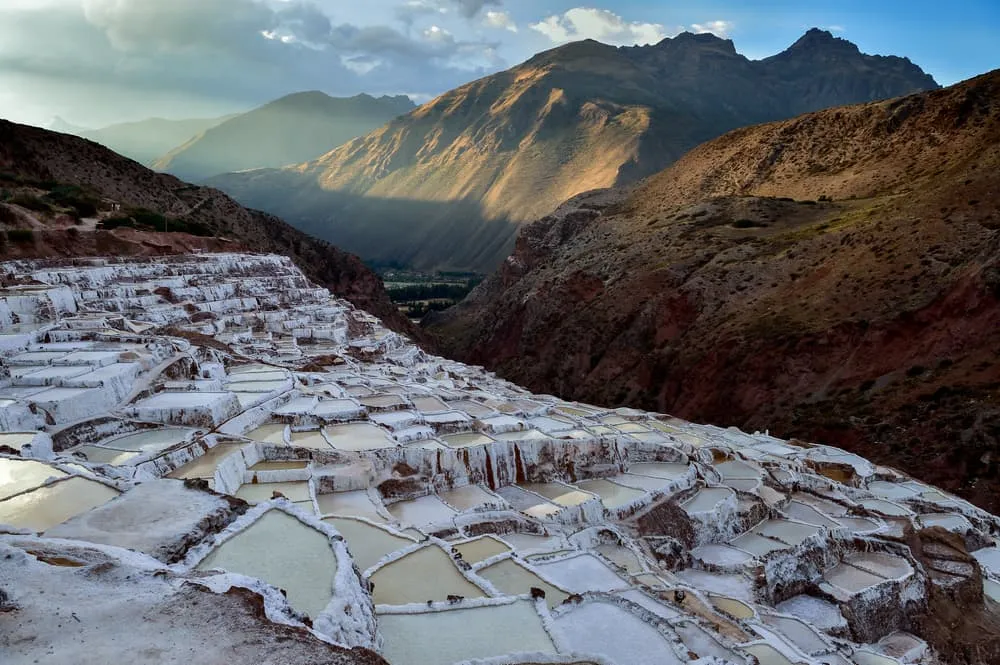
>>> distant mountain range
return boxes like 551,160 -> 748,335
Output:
153,92 -> 415,182
49,115 -> 235,166
209,29 -> 939,271
427,69 -> 1000,512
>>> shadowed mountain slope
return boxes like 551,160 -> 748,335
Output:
154,92 -> 415,183
427,70 -> 1000,511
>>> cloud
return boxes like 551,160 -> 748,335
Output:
484,10 -> 516,33
690,20 -> 733,38
531,8 -> 669,47
825,25 -> 846,33
450,0 -> 501,19
0,0 -> 507,126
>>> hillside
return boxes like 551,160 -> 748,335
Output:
427,70 -> 1000,512
52,115 -> 235,166
210,29 -> 938,271
0,119 -> 414,335
154,92 -> 415,183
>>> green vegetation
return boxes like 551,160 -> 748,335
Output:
100,207 -> 213,236
44,184 -> 100,218
6,228 -> 36,243
8,193 -> 53,213
375,267 -> 483,320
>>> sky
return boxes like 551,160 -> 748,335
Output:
0,0 -> 997,128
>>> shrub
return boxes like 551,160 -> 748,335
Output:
9,193 -> 52,213
45,185 -> 100,218
732,219 -> 768,229
99,216 -> 137,230
0,204 -> 18,225
7,228 -> 35,243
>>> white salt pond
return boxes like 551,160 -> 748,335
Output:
234,481 -> 311,504
497,531 -> 565,553
288,430 -> 332,450
453,535 -> 509,563
762,615 -> 829,655
554,600 -> 684,665
167,444 -> 242,480
0,458 -> 68,499
378,600 -> 556,665
102,428 -> 193,453
519,482 -> 596,507
478,558 -> 569,608
575,478 -> 646,509
440,432 -> 494,449
595,544 -> 645,574
0,476 -> 119,532
410,395 -> 449,412
243,423 -> 287,445
71,446 -> 141,466
495,485 -> 562,519
324,517 -> 415,572
683,486 -> 734,514
692,544 -> 755,567
197,510 -> 335,617
438,484 -> 501,511
446,399 -> 496,418
629,462 -> 691,479
531,553 -> 627,593
315,490 -> 387,522
387,494 -> 457,527
323,423 -> 394,451
742,643 -> 797,665
370,545 -> 485,605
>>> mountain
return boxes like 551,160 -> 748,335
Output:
209,29 -> 939,271
153,93 -> 416,183
51,115 -> 236,166
426,70 -> 1000,512
0,119 -> 414,335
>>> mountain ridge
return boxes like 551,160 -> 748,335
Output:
153,92 -> 416,183
426,69 -> 1000,511
210,29 -> 939,271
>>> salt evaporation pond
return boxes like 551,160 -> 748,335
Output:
370,545 -> 485,605
167,443 -> 241,480
495,485 -> 562,519
741,643 -> 797,665
71,446 -> 140,466
532,553 -> 627,593
629,462 -> 691,479
324,517 -> 414,572
315,490 -> 387,522
0,458 -> 67,499
288,430 -> 332,450
683,486 -> 734,513
438,484 -> 500,511
762,615 -> 829,655
519,482 -> 596,507
453,535 -> 510,563
554,600 -> 685,665
243,423 -> 286,445
323,423 -> 394,451
378,600 -> 556,665
234,481 -> 311,504
498,531 -> 565,553
478,558 -> 569,608
410,395 -> 449,412
387,494 -> 457,527
0,476 -> 119,532
575,478 -> 646,509
197,510 -> 335,617
440,432 -> 494,449
595,544 -> 645,574
101,428 -> 193,453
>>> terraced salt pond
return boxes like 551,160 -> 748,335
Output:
532,553 -> 627,593
379,600 -> 556,665
167,444 -> 242,480
575,478 -> 646,509
438,484 -> 501,511
233,481 -> 311,504
555,600 -> 684,665
478,558 -> 569,608
101,428 -> 193,453
0,458 -> 68,499
315,490 -> 387,522
243,423 -> 287,445
197,510 -> 335,617
387,494 -> 457,527
370,545 -> 485,605
324,517 -> 415,572
519,482 -> 596,507
453,535 -> 510,563
323,423 -> 394,451
288,429 -> 331,450
0,476 -> 119,531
